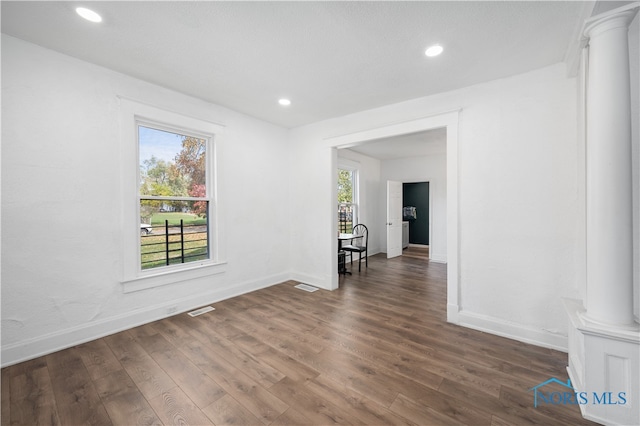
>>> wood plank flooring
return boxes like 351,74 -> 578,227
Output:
401,246 -> 429,260
1,254 -> 596,425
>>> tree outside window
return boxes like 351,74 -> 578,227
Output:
138,126 -> 210,270
338,168 -> 357,233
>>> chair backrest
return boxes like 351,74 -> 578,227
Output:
352,224 -> 368,247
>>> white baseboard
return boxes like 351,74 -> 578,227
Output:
1,272 -> 289,368
429,253 -> 447,263
289,271 -> 329,290
291,249 -> 382,291
456,310 -> 568,352
447,303 -> 460,323
344,249 -> 380,258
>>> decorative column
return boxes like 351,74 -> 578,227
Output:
564,4 -> 639,426
584,6 -> 636,327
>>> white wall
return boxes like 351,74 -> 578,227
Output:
5,28 -> 634,363
380,154 -> 447,262
1,36 -> 291,365
629,12 -> 639,321
290,63 -> 581,350
337,149 -> 381,254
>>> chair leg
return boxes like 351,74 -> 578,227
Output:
365,250 -> 368,268
358,252 -> 362,272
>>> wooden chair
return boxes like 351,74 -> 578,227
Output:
342,224 -> 368,272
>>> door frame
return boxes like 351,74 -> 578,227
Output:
386,180 -> 403,258
326,110 -> 460,324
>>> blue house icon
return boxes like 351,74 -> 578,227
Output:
529,378 -> 575,407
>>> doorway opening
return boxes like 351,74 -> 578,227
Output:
402,181 -> 430,260
338,128 -> 444,262
327,111 -> 460,325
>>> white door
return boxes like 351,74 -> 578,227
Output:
386,180 -> 403,258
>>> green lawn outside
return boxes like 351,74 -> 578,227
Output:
141,231 -> 208,270
339,221 -> 354,233
149,212 -> 207,226
141,212 -> 208,270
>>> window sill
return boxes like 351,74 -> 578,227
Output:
121,261 -> 227,293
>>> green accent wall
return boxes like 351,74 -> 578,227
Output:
403,182 -> 429,245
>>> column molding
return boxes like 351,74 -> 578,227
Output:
582,3 -> 637,327
566,4 -> 640,426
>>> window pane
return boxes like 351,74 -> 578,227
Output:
338,204 -> 356,233
139,126 -> 206,197
337,168 -> 357,233
140,200 -> 209,270
337,169 -> 353,203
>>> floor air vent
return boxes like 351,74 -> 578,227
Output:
294,283 -> 319,292
188,306 -> 215,317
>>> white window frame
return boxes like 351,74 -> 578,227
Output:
119,98 -> 226,292
337,159 -> 359,231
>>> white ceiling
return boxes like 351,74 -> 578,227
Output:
345,128 -> 446,160
2,1 -> 592,128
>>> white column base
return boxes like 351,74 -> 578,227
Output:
564,299 -> 640,426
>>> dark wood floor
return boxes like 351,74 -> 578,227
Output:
1,254 -> 596,425
401,245 -> 429,260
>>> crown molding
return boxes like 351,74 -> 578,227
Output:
563,1 -> 596,77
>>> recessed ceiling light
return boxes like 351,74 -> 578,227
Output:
278,98 -> 291,106
425,45 -> 443,57
76,7 -> 102,23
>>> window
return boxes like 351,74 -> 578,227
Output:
138,125 -> 210,270
338,167 -> 358,233
119,98 -> 225,292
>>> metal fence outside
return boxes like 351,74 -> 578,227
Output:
141,220 -> 208,269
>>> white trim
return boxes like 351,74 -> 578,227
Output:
563,1 -> 596,77
122,261 -> 228,293
119,97 -> 226,289
1,272 -> 289,367
136,195 -> 208,202
291,249 -> 382,290
326,111 -> 461,302
324,109 -> 461,146
429,180 -> 434,257
289,271 -> 329,291
457,310 -> 568,352
581,2 -> 640,41
447,303 -> 460,324
429,254 -> 447,263
116,95 -> 226,129
445,113 -> 461,323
